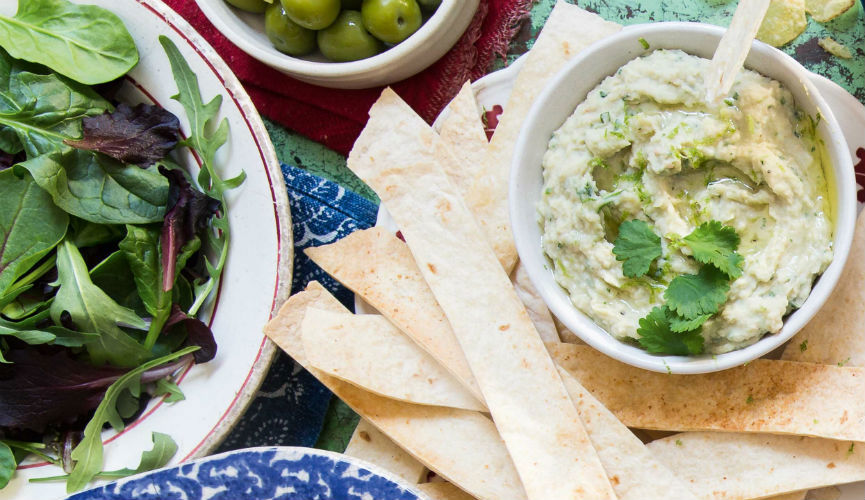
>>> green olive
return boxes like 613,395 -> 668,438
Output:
265,3 -> 317,56
280,0 -> 341,30
224,0 -> 269,13
415,0 -> 441,10
361,0 -> 422,44
342,0 -> 364,9
318,10 -> 383,62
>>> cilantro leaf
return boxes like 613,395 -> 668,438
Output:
636,307 -> 704,355
683,221 -> 743,278
665,265 -> 730,319
669,312 -> 712,332
613,219 -> 662,278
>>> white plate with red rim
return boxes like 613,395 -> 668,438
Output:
0,0 -> 292,498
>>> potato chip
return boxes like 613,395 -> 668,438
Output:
806,0 -> 855,21
264,282 -> 528,500
301,308 -> 486,412
349,88 -> 616,500
648,432 -> 863,499
783,210 -> 865,367
818,37 -> 854,58
552,343 -> 865,441
756,0 -> 808,46
417,482 -> 476,500
344,419 -> 427,484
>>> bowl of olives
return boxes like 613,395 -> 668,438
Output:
196,0 -> 479,88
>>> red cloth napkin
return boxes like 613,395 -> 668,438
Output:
164,0 -> 532,156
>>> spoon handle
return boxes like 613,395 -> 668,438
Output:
705,0 -> 771,103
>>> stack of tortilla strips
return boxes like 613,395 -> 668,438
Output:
264,2 -> 865,499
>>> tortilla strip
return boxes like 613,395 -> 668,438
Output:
552,343 -> 865,441
805,487 -> 842,500
305,228 -> 482,401
556,367 -> 699,499
765,492 -> 807,500
648,432 -> 863,500
301,309 -> 486,411
437,81 -> 488,203
476,1 -> 621,272
417,482 -> 477,500
349,89 -> 614,500
344,419 -> 427,484
264,282 -> 527,500
782,210 -> 865,367
512,262 -> 559,344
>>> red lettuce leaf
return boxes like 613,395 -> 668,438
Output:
159,167 -> 219,292
65,103 -> 180,167
166,305 -> 216,364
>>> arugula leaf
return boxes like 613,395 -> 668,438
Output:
637,306 -> 705,355
51,239 -> 149,367
665,265 -> 730,319
154,379 -> 185,403
65,103 -> 181,166
160,36 -> 244,316
612,219 -> 662,278
683,221 -> 744,278
0,0 -> 138,85
0,169 -> 68,297
0,442 -> 13,489
0,48 -> 110,157
19,149 -> 169,225
66,347 -> 197,493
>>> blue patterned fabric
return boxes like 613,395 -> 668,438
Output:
68,447 -> 423,500
215,165 -> 377,453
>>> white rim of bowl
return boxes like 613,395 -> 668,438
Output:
511,22 -> 856,374
195,0 -> 465,78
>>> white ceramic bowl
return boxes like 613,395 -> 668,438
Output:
510,22 -> 856,374
195,0 -> 479,89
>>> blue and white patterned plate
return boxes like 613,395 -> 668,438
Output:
66,447 -> 431,500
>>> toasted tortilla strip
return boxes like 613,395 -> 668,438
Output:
756,0 -> 808,46
345,419 -> 427,484
805,0 -> 855,21
301,309 -> 486,412
552,343 -> 865,441
768,493 -> 807,500
512,262 -> 559,344
264,282 -> 527,500
556,367 -> 699,499
649,432 -> 863,499
475,1 -> 621,271
437,81 -> 488,200
417,482 -> 477,500
349,89 -> 615,500
783,210 -> 865,367
306,228 -> 482,401
805,486 -> 842,500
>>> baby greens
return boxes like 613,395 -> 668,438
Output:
0,0 -> 240,493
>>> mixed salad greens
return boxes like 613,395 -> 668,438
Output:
0,0 -> 243,492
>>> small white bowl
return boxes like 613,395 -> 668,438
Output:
195,0 -> 479,89
510,22 -> 856,374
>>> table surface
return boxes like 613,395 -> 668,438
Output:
230,0 -> 865,453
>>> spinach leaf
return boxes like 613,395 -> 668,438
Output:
69,217 -> 124,248
0,0 -> 138,85
90,251 -> 146,316
19,149 -> 168,224
0,168 -> 68,297
119,225 -> 174,350
0,442 -> 13,489
0,48 -> 110,157
66,347 -> 197,493
51,239 -> 149,367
